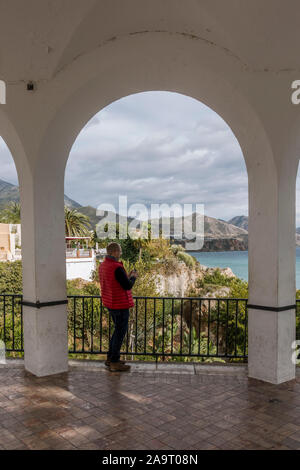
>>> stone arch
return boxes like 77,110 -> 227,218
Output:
9,16 -> 296,383
36,32 -> 276,185
34,32 -> 281,308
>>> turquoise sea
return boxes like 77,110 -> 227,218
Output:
188,247 -> 300,290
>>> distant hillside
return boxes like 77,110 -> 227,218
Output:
228,215 -> 248,231
0,179 -> 19,208
65,195 -> 82,210
79,206 -> 102,228
156,213 -> 247,239
80,210 -> 248,250
0,178 -> 81,210
151,213 -> 249,251
202,216 -> 248,251
230,215 -> 300,247
64,195 -> 82,209
204,215 -> 248,238
2,178 -> 299,251
79,206 -> 134,229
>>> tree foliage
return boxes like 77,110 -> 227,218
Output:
0,202 -> 21,224
64,206 -> 91,237
0,261 -> 22,294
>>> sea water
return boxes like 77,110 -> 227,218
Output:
188,247 -> 300,289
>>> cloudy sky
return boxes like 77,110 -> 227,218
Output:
1,90 -> 300,223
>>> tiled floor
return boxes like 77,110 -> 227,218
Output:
0,360 -> 300,450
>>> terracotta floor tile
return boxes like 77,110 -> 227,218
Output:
0,363 -> 299,450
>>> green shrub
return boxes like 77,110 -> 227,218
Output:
177,251 -> 196,268
0,261 -> 22,294
170,244 -> 185,255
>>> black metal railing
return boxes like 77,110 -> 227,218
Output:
0,294 -> 23,352
68,295 -> 249,360
1,295 -> 300,361
297,300 -> 300,341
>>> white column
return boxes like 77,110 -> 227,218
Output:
248,165 -> 296,384
19,168 -> 68,377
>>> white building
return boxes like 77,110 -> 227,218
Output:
66,236 -> 96,281
0,223 -> 21,261
0,228 -> 96,280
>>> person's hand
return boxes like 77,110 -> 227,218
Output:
129,270 -> 138,279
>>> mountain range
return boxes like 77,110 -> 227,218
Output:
0,178 -> 80,210
1,177 -> 299,250
228,215 -> 300,247
156,213 -> 248,251
228,215 -> 248,231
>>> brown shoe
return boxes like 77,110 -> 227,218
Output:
105,359 -> 125,367
109,362 -> 131,372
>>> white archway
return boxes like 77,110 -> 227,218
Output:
5,29 -> 294,383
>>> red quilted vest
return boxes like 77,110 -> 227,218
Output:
99,257 -> 134,310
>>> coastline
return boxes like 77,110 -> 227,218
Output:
188,248 -> 300,290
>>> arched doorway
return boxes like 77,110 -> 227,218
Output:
0,136 -> 21,262
64,90 -> 249,361
0,136 -> 23,354
65,90 -> 249,276
16,27 -> 293,383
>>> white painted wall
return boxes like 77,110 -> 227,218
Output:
66,257 -> 96,281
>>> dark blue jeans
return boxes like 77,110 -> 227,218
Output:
107,308 -> 130,363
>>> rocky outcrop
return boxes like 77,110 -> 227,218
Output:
200,236 -> 248,252
166,213 -> 250,252
204,266 -> 236,279
154,261 -> 236,297
155,262 -> 200,297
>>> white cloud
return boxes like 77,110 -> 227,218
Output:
65,91 -> 249,221
0,138 -> 19,185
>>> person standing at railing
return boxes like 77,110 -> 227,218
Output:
99,242 -> 138,372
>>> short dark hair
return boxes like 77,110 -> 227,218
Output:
106,242 -> 121,255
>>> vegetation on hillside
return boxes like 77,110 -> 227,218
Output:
0,202 -> 91,238
0,261 -> 22,294
0,261 -> 23,355
3,209 -> 298,364
0,226 -> 251,362
196,268 -> 248,298
0,202 -> 21,223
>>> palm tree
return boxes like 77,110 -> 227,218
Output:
64,207 -> 91,237
0,202 -> 21,223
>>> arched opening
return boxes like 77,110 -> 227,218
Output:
0,9 -> 290,384
0,136 -> 22,269
0,136 -> 23,354
18,24 -> 285,381
64,90 -> 249,360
